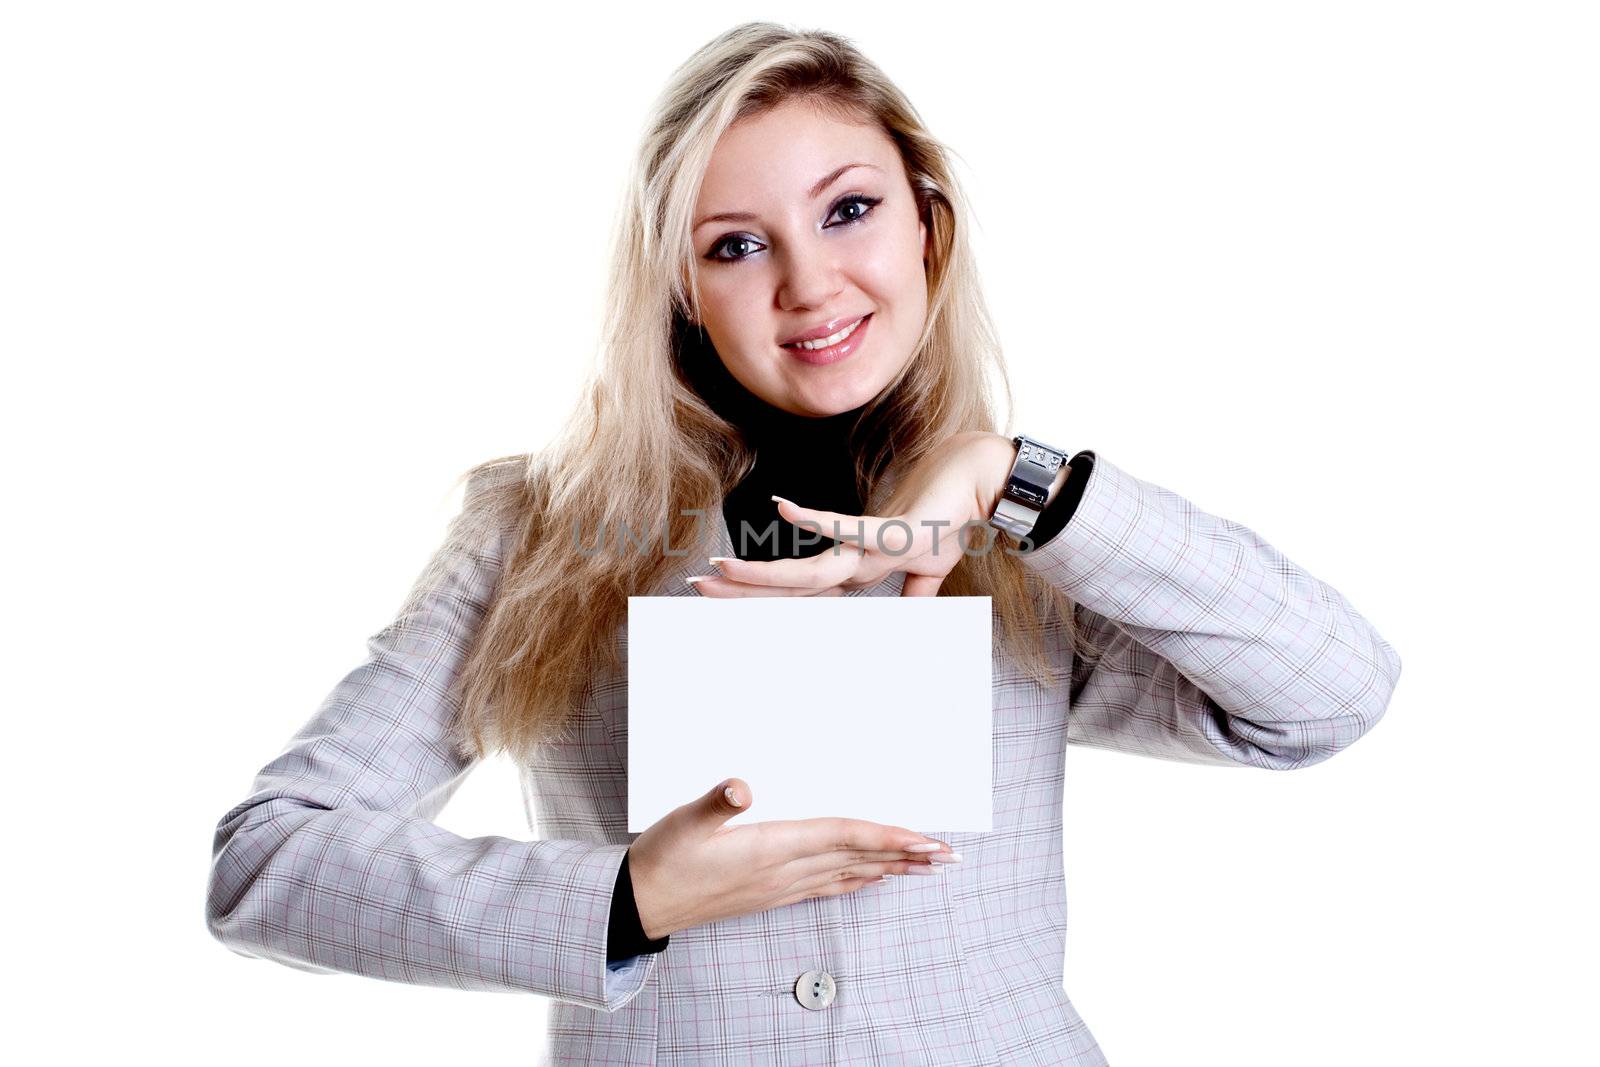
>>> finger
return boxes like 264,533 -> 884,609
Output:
779,848 -> 936,884
772,873 -> 888,908
708,549 -> 862,591
782,817 -> 947,858
813,875 -> 891,897
772,497 -> 922,556
785,858 -> 936,898
685,574 -> 834,598
901,572 -> 943,598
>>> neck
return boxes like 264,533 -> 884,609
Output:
682,339 -> 872,557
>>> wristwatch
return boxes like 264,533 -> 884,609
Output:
987,434 -> 1070,542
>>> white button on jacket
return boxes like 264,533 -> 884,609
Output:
795,970 -> 836,1010
205,451 -> 1402,1065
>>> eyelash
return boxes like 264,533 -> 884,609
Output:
705,194 -> 885,264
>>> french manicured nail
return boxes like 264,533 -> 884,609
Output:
928,851 -> 963,864
684,575 -> 711,584
905,864 -> 942,875
708,557 -> 733,565
771,495 -> 792,506
904,843 -> 943,853
724,786 -> 742,807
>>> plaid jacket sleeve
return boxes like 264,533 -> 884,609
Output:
204,467 -> 659,1011
1018,451 -> 1402,770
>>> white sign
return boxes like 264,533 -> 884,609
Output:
626,595 -> 993,833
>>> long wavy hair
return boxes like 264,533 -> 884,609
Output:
435,21 -> 1091,766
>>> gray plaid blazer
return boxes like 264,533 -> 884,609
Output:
206,451 -> 1401,1065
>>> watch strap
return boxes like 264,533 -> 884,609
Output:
988,434 -> 1070,541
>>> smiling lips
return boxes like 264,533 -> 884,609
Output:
780,314 -> 868,348
779,313 -> 872,366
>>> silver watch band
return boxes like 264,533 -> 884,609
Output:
987,435 -> 1070,541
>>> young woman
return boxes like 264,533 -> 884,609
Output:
206,22 -> 1402,1066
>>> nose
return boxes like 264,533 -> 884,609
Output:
776,237 -> 845,312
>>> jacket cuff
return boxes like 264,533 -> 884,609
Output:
1009,449 -> 1162,602
1017,450 -> 1095,553
606,849 -> 671,963
590,843 -> 663,1010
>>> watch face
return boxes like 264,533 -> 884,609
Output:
1018,440 -> 1064,470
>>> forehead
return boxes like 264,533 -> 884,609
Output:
695,98 -> 902,212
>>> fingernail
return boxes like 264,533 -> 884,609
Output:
724,786 -> 742,807
771,495 -> 791,506
684,575 -> 711,584
928,851 -> 963,864
708,557 -> 733,564
904,843 -> 943,853
905,864 -> 941,875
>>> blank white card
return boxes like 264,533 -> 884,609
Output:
626,594 -> 992,833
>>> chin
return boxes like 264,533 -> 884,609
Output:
791,384 -> 877,417
792,365 -> 899,415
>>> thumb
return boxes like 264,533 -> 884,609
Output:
700,777 -> 751,825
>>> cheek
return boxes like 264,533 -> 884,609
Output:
696,276 -> 761,342
876,236 -> 929,355
861,221 -> 928,298
870,256 -> 928,338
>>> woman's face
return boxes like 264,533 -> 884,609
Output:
689,97 -> 930,418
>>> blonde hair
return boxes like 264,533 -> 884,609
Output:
440,21 -> 1087,765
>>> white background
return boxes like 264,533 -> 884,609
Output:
4,2 -> 1594,1063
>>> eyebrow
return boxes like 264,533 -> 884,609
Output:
693,162 -> 883,231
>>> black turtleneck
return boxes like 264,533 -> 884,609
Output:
605,346 -> 1095,966
691,341 -> 874,560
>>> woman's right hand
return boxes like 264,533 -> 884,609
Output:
626,778 -> 957,940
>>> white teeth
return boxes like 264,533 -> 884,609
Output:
786,316 -> 864,350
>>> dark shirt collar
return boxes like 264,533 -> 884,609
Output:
685,343 -> 868,559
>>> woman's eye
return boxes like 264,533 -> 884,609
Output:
704,195 -> 884,263
829,194 -> 882,226
708,235 -> 764,262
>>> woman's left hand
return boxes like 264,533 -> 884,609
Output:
688,430 -> 1025,599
